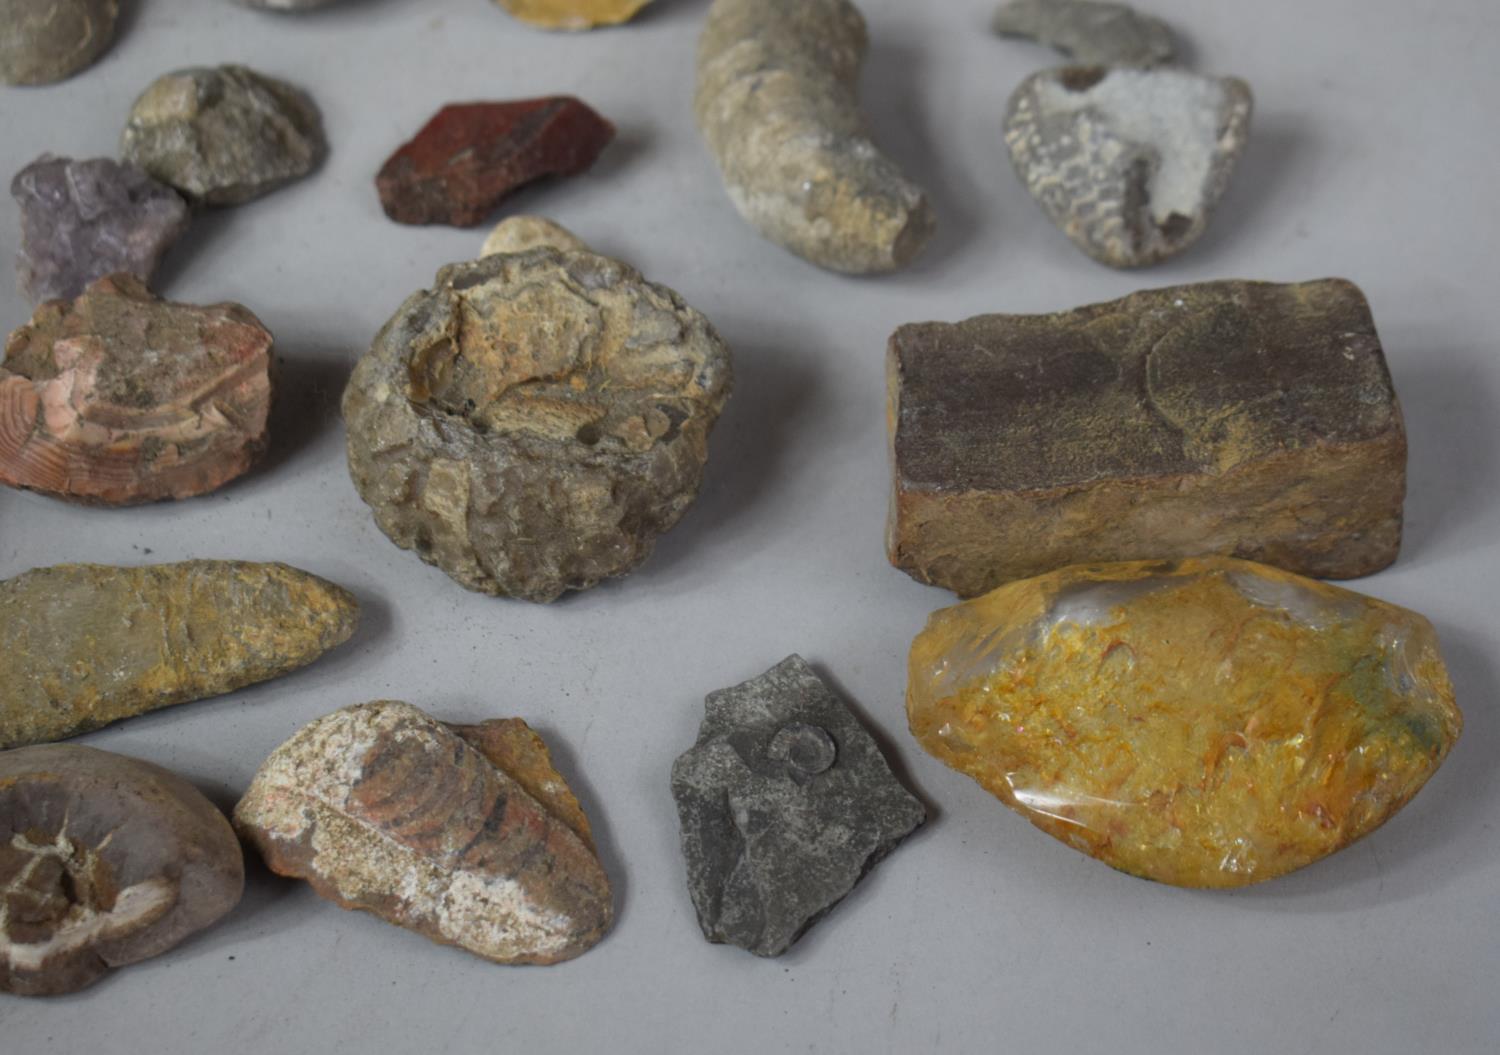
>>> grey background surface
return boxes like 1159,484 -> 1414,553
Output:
1,0 -> 1497,1051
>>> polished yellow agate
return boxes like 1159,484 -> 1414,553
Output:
907,557 -> 1461,887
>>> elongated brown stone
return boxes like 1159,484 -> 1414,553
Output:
0,561 -> 359,749
888,279 -> 1406,597
0,273 -> 274,505
234,701 -> 613,965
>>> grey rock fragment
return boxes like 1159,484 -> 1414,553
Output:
0,0 -> 117,86
12,156 -> 190,303
119,64 -> 325,206
1005,66 -> 1252,267
993,0 -> 1176,68
695,0 -> 934,274
671,656 -> 926,957
235,0 -> 342,8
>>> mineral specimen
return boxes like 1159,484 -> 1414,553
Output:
234,701 -> 613,965
695,0 -> 934,274
12,156 -> 190,304
992,0 -> 1176,68
907,557 -> 1461,888
0,744 -> 244,996
481,215 -> 588,257
342,249 -> 732,602
0,273 -> 273,505
0,0 -> 117,86
887,279 -> 1405,597
0,561 -> 359,749
1005,66 -> 1252,267
120,64 -> 325,206
671,656 -> 926,957
376,99 -> 615,227
492,0 -> 654,31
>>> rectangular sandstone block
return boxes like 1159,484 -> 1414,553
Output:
887,279 -> 1406,597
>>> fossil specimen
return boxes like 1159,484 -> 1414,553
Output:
343,249 -> 732,602
695,0 -> 934,274
907,558 -> 1461,887
0,744 -> 244,996
235,701 -> 613,965
0,0 -> 117,86
0,273 -> 273,505
887,279 -> 1405,597
672,656 -> 926,956
0,561 -> 359,749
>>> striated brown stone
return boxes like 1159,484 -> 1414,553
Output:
0,274 -> 273,505
0,561 -> 359,750
888,279 -> 1406,597
342,249 -> 732,602
234,701 -> 612,965
376,99 -> 615,227
0,745 -> 244,996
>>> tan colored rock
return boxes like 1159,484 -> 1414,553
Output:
481,215 -> 589,258
888,279 -> 1406,597
695,0 -> 934,274
492,0 -> 653,31
0,273 -> 273,505
0,561 -> 359,749
234,701 -> 613,965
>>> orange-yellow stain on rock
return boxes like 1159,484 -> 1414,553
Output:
494,0 -> 652,30
907,557 -> 1461,887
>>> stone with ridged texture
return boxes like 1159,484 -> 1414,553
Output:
0,561 -> 359,749
907,557 -> 1461,888
234,701 -> 613,965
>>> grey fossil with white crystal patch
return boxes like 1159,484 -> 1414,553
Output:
1004,66 -> 1252,268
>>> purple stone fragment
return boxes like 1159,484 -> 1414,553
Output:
12,155 -> 190,304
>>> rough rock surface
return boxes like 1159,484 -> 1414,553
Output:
120,64 -> 325,206
695,0 -> 934,274
342,249 -> 732,602
376,99 -> 615,227
0,274 -> 273,505
887,279 -> 1405,597
671,656 -> 926,957
1005,66 -> 1252,267
481,215 -> 588,257
0,561 -> 359,749
492,0 -> 653,30
0,745 -> 243,996
907,557 -> 1462,888
12,156 -> 190,304
234,701 -> 613,965
0,0 -> 117,86
992,0 -> 1176,68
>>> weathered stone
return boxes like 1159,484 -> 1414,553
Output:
1005,66 -> 1252,267
695,0 -> 934,274
0,0 -> 117,86
481,215 -> 588,258
0,561 -> 359,749
234,701 -> 612,965
907,557 -> 1461,888
376,99 -> 615,227
671,656 -> 926,957
992,0 -> 1176,68
342,249 -> 732,602
120,65 -> 325,206
492,0 -> 653,31
12,156 -> 190,304
235,0 -> 341,9
0,745 -> 243,996
887,279 -> 1405,598
1,273 -> 273,505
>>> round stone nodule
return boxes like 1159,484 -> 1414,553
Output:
0,0 -> 118,87
768,722 -> 838,778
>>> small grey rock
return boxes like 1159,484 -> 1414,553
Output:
235,0 -> 342,8
119,64 -> 325,206
0,0 -> 117,86
12,156 -> 190,303
671,656 -> 926,957
1005,66 -> 1252,267
993,0 -> 1176,68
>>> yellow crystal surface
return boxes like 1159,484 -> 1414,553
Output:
907,557 -> 1461,887
495,0 -> 652,30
